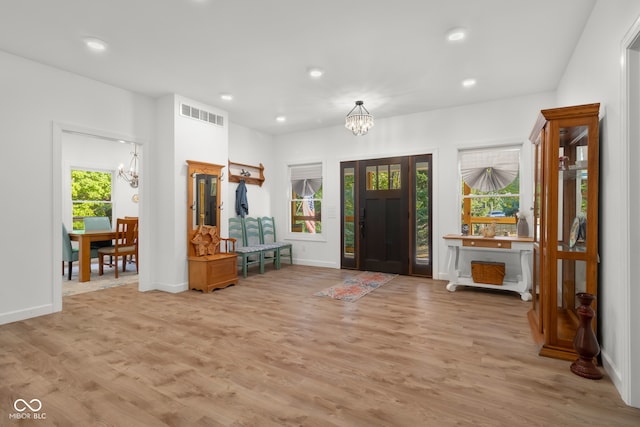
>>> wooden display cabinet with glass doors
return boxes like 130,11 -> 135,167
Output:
528,103 -> 600,361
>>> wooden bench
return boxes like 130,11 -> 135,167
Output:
188,225 -> 238,292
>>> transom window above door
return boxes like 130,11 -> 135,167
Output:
365,163 -> 401,190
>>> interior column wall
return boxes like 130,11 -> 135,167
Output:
150,94 -> 229,293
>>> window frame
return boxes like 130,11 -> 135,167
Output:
287,161 -> 325,241
458,145 -> 522,236
71,168 -> 114,230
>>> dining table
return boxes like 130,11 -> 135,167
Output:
68,230 -> 116,282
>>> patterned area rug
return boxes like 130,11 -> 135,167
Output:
314,271 -> 397,303
63,262 -> 138,297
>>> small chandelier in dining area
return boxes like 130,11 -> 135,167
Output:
118,144 -> 139,188
345,100 -> 374,136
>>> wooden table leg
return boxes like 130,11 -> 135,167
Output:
78,237 -> 92,282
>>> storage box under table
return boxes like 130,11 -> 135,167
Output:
471,261 -> 506,285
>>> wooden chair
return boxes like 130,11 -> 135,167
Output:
83,216 -> 113,248
244,217 -> 283,271
124,216 -> 138,265
97,218 -> 138,278
228,217 -> 263,277
253,216 -> 279,269
244,217 -> 281,271
62,223 -> 99,280
258,216 -> 293,268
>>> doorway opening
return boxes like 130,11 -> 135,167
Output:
340,154 -> 433,277
55,124 -> 143,303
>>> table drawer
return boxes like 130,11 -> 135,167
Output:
462,239 -> 512,249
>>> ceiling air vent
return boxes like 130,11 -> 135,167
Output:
180,103 -> 224,127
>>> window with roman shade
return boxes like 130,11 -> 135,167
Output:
289,163 -> 323,234
459,146 -> 521,236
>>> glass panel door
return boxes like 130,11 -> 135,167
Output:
340,155 -> 433,276
412,155 -> 432,276
341,161 -> 357,269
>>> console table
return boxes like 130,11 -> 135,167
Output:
443,234 -> 534,301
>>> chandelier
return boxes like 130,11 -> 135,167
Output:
118,144 -> 139,188
345,100 -> 374,136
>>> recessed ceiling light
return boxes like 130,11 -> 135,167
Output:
220,93 -> 233,101
462,78 -> 477,88
84,37 -> 108,52
307,67 -> 324,78
275,115 -> 286,122
446,28 -> 467,42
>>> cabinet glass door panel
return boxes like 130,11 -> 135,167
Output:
534,141 -> 543,243
557,125 -> 589,251
532,246 -> 542,332
555,258 -> 587,343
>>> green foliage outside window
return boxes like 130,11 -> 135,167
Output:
71,170 -> 113,230
415,164 -> 430,260
343,172 -> 355,255
462,173 -> 520,217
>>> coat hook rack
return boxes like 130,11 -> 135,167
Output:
228,160 -> 265,186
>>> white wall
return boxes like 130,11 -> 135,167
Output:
151,94 -> 229,293
150,95 -> 179,291
0,50 -> 154,324
556,0 -> 640,408
227,123 -> 276,222
272,92 -> 554,273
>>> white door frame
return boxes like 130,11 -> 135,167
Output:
52,122 -> 147,312
619,15 -> 640,408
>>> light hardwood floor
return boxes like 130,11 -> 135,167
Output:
1,265 -> 639,426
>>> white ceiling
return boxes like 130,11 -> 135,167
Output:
0,0 -> 596,136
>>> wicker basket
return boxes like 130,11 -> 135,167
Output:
471,261 -> 505,285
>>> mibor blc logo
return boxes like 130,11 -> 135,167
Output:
9,398 -> 46,420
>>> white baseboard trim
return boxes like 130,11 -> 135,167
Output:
0,304 -> 57,326
601,348 -> 623,394
292,258 -> 338,269
151,281 -> 188,293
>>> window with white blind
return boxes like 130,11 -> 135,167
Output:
71,169 -> 113,230
289,163 -> 323,234
459,146 -> 521,236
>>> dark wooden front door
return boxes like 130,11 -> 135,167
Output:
358,157 -> 409,274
